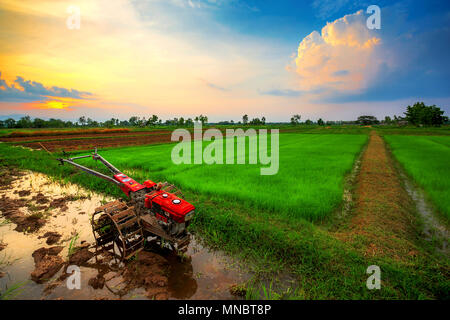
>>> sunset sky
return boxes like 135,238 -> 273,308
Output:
0,0 -> 449,122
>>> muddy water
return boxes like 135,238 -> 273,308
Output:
0,171 -> 249,299
399,170 -> 449,254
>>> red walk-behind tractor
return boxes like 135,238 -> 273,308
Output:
57,148 -> 195,260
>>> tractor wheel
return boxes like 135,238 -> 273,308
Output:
91,200 -> 144,262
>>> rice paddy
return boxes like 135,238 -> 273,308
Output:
73,133 -> 368,221
0,129 -> 448,299
384,135 -> 450,221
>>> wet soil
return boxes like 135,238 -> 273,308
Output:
0,168 -> 249,300
0,130 -> 172,143
397,160 -> 449,254
39,232 -> 62,245
19,134 -> 174,152
9,128 -> 249,152
0,195 -> 46,232
31,246 -> 65,283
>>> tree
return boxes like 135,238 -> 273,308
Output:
384,116 -> 392,124
197,114 -> 208,125
33,118 -> 46,128
16,116 -> 33,128
103,118 -> 117,128
261,116 -> 266,125
138,117 -> 146,127
290,114 -> 301,125
305,119 -> 313,125
129,116 -> 139,126
357,115 -> 379,125
242,114 -> 248,125
404,102 -> 448,126
249,118 -> 262,125
317,118 -> 325,126
185,118 -> 194,126
78,116 -> 86,126
146,115 -> 159,126
5,118 -> 16,128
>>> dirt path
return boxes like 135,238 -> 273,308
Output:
336,131 -> 420,260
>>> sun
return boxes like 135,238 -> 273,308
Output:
30,97 -> 81,110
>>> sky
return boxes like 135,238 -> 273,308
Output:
0,0 -> 449,122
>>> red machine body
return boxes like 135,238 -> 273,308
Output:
145,191 -> 195,223
113,173 -> 194,224
113,173 -> 146,195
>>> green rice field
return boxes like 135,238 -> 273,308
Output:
74,133 -> 368,221
384,135 -> 450,221
0,130 -> 448,299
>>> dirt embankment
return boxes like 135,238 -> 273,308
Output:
0,130 -> 172,142
336,131 -> 419,260
19,134 -> 174,151
7,127 -> 249,151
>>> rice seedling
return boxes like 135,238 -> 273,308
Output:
0,280 -> 29,300
67,233 -> 80,258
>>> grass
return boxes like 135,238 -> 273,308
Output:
384,135 -> 450,221
0,280 -> 29,300
67,233 -> 80,258
0,132 -> 449,299
72,133 -> 368,221
0,218 -> 10,226
376,125 -> 450,136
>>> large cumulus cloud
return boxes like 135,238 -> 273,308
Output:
293,10 -> 386,93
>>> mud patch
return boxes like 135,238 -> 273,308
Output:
90,251 -> 171,299
69,247 -> 94,265
31,246 -> 64,283
48,198 -> 69,212
0,167 -> 25,190
18,190 -> 31,197
0,195 -> 46,232
39,232 -> 62,245
32,193 -> 50,205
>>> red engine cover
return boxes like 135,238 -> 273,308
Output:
145,191 -> 195,223
113,173 -> 146,196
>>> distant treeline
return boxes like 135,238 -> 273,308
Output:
0,102 -> 447,129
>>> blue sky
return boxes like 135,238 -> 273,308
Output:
0,0 -> 449,121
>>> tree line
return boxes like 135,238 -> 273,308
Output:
0,114 -> 209,129
0,102 -> 446,129
288,102 -> 447,126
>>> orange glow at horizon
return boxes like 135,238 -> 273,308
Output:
28,97 -> 82,110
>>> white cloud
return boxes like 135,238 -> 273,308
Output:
293,10 -> 387,93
